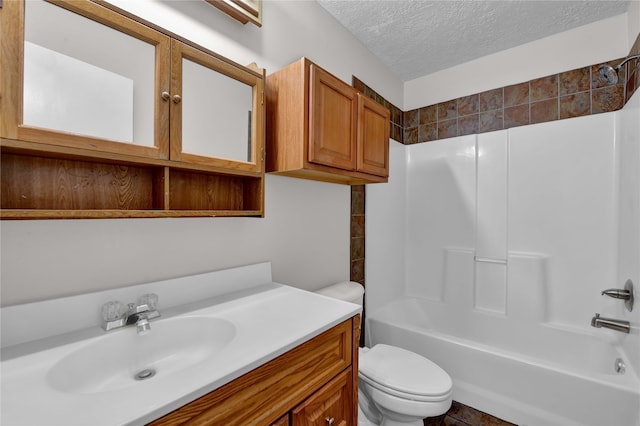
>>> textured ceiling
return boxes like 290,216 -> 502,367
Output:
316,0 -> 631,81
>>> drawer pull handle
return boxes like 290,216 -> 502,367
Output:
325,417 -> 335,425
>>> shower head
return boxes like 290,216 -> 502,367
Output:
598,64 -> 619,84
597,54 -> 640,85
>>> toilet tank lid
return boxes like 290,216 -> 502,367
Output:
315,281 -> 364,305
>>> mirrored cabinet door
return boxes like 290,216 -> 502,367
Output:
169,40 -> 264,174
1,0 -> 170,159
1,0 -> 266,218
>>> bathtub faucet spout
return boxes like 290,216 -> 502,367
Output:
591,313 -> 630,334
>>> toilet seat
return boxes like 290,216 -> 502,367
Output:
359,344 -> 452,402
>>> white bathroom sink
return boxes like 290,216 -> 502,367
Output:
47,316 -> 235,394
1,280 -> 360,426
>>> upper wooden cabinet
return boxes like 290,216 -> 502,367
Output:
1,0 -> 172,160
357,93 -> 390,177
169,39 -> 264,173
266,58 -> 390,185
0,0 -> 265,218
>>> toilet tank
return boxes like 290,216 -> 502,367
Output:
315,281 -> 364,306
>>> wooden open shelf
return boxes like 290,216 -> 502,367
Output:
1,146 -> 264,219
168,169 -> 262,211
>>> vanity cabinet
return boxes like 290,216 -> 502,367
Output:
271,415 -> 290,426
149,315 -> 360,426
266,58 -> 390,185
0,0 -> 265,218
291,368 -> 352,426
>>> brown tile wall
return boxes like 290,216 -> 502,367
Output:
350,184 -> 366,346
350,184 -> 365,286
353,32 -> 639,147
404,56 -> 635,143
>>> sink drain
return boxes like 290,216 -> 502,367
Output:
134,368 -> 156,381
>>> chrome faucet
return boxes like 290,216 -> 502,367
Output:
601,279 -> 634,312
102,294 -> 160,334
591,313 -> 630,334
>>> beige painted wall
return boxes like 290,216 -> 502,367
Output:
1,0 -> 404,306
404,13 -> 632,110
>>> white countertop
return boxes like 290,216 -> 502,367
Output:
1,282 -> 360,426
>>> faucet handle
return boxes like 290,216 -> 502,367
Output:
101,301 -> 126,322
601,288 -> 631,300
138,293 -> 159,310
601,280 -> 634,312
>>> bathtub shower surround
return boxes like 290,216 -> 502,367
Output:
366,95 -> 640,425
350,38 -> 640,287
614,90 -> 640,420
403,114 -> 618,324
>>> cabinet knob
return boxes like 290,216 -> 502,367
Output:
325,417 -> 335,426
172,94 -> 182,104
161,91 -> 170,101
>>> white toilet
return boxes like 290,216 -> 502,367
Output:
316,282 -> 453,426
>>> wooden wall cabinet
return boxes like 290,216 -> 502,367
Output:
150,315 -> 360,426
266,58 -> 390,185
204,0 -> 262,28
0,0 -> 265,219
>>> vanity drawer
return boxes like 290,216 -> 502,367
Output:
149,317 -> 353,426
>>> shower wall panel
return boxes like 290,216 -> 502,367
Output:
405,136 -> 476,301
476,131 -> 508,261
371,112 -> 618,331
508,113 -> 616,327
615,91 -> 640,383
474,131 -> 509,314
365,141 -> 408,311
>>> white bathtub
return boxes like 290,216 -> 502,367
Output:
366,297 -> 640,426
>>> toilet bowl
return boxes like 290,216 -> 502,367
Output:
359,344 -> 452,426
315,282 -> 453,426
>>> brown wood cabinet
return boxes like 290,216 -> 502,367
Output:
266,57 -> 390,185
149,315 -> 360,426
291,368 -> 352,426
270,415 -> 290,426
0,0 -> 265,219
357,93 -> 390,178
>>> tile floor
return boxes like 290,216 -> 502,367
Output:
424,401 -> 517,426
